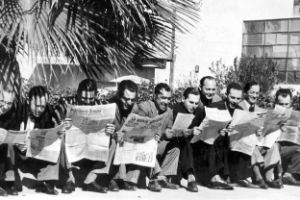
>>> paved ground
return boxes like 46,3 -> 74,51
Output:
4,181 -> 300,200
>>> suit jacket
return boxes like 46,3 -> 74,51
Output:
239,100 -> 265,113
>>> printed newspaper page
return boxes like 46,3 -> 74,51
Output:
65,103 -> 116,163
278,110 -> 300,145
172,113 -> 194,137
191,107 -> 232,145
26,124 -> 64,163
114,113 -> 164,167
0,128 -> 27,144
230,109 -> 266,155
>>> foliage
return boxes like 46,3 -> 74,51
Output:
0,0 -> 200,82
209,56 -> 279,93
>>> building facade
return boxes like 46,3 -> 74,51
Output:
242,17 -> 300,84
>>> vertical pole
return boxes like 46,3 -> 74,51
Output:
169,10 -> 176,91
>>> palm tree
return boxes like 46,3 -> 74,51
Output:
0,0 -> 200,88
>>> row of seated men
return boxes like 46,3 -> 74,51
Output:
0,76 -> 300,196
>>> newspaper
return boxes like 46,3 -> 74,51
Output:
191,107 -> 232,145
229,109 -> 266,155
277,110 -> 300,145
113,113 -> 165,167
0,128 -> 27,144
65,103 -> 116,163
171,113 -> 194,137
120,113 -> 165,143
26,124 -> 64,163
114,139 -> 158,168
263,105 -> 292,136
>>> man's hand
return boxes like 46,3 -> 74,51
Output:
105,123 -> 116,136
116,131 -> 124,145
193,127 -> 202,136
15,142 -> 27,152
256,126 -> 264,137
199,118 -> 209,131
183,129 -> 193,137
165,129 -> 174,139
64,118 -> 73,130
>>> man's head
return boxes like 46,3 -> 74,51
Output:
183,87 -> 200,113
28,86 -> 49,118
226,83 -> 243,109
0,84 -> 15,115
275,88 -> 292,108
199,76 -> 217,100
77,79 -> 97,105
117,80 -> 138,111
154,83 -> 172,113
244,81 -> 260,105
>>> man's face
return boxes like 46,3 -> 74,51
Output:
201,79 -> 217,100
246,85 -> 260,104
120,89 -> 137,111
155,89 -> 171,112
0,91 -> 15,115
30,95 -> 48,118
277,95 -> 292,108
80,90 -> 95,105
183,94 -> 200,113
227,88 -> 243,109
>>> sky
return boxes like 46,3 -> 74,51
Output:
171,0 -> 294,84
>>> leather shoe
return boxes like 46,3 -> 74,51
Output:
148,180 -> 162,192
82,182 -> 108,193
0,186 -> 8,196
123,181 -> 136,191
207,181 -> 234,190
62,181 -> 75,194
108,180 -> 119,192
6,186 -> 18,195
266,179 -> 283,189
253,179 -> 268,189
282,174 -> 300,186
187,181 -> 198,192
236,179 -> 259,189
36,181 -> 58,195
158,179 -> 179,189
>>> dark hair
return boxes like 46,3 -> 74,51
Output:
226,82 -> 242,95
154,83 -> 171,95
199,76 -> 215,88
183,87 -> 200,99
244,81 -> 259,93
275,88 -> 292,103
117,80 -> 138,98
28,86 -> 48,100
77,79 -> 97,97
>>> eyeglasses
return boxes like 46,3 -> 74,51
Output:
0,100 -> 13,107
121,96 -> 136,102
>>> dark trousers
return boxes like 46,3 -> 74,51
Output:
0,144 -> 15,182
192,135 -> 230,185
279,142 -> 300,176
176,137 -> 194,180
228,151 -> 252,182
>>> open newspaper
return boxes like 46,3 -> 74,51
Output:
263,105 -> 292,136
277,110 -> 300,145
171,113 -> 194,137
191,107 -> 232,145
229,109 -> 267,156
26,124 -> 64,163
65,103 -> 116,163
0,128 -> 27,144
114,113 -> 165,167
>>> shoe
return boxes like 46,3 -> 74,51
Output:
5,182 -> 18,195
62,181 -> 75,194
186,181 -> 198,192
148,180 -> 162,192
82,182 -> 108,193
282,174 -> 300,186
35,181 -> 58,195
207,181 -> 234,190
0,186 -> 8,196
158,179 -> 179,189
123,181 -> 136,191
266,179 -> 283,189
253,179 -> 268,189
108,180 -> 119,192
236,179 -> 259,189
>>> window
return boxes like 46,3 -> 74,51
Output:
244,21 -> 264,33
265,20 -> 288,32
